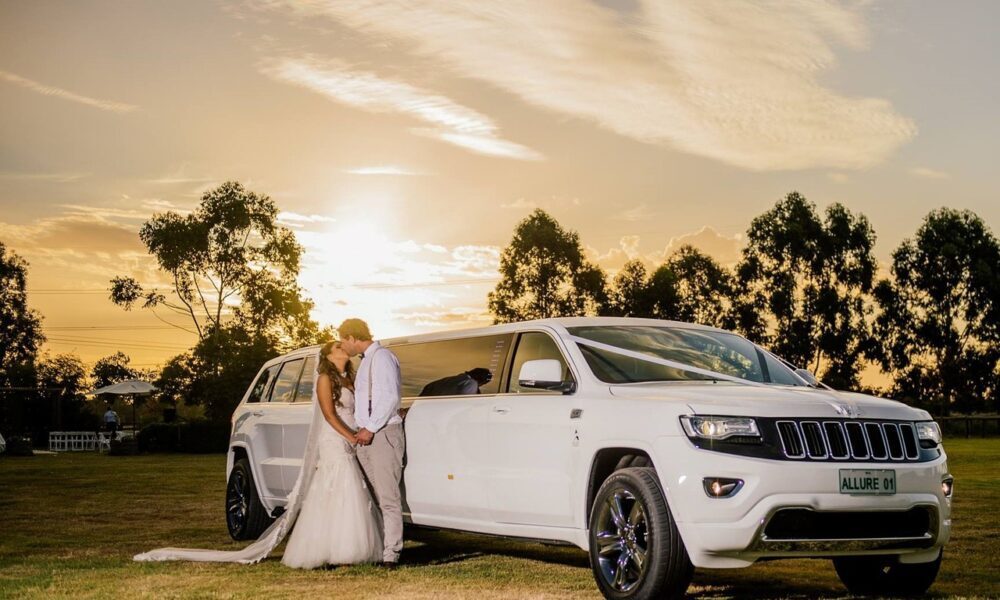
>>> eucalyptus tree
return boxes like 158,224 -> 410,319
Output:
873,208 -> 1000,414
489,209 -> 607,323
664,245 -> 733,328
0,241 -> 44,374
735,192 -> 876,389
110,181 -> 327,420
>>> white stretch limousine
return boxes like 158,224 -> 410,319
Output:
226,317 -> 951,599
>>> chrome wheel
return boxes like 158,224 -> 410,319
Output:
226,469 -> 249,535
595,488 -> 649,593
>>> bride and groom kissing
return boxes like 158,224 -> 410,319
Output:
135,318 -> 406,569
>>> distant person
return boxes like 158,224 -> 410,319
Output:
420,368 -> 493,396
103,406 -> 120,439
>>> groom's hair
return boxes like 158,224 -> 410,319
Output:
337,318 -> 373,341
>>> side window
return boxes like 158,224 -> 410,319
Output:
246,364 -> 279,403
293,355 -> 317,402
507,332 -> 573,394
390,334 -> 513,398
268,358 -> 304,403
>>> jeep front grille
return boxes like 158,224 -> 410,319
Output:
775,420 -> 922,462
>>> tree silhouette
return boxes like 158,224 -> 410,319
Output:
109,181 -> 316,345
489,209 -> 607,323
109,181 -> 329,421
735,192 -> 876,388
665,245 -> 733,328
0,242 -> 44,373
873,208 -> 1000,414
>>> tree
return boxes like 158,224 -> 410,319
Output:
873,209 -> 1000,415
109,181 -> 317,346
35,353 -> 94,431
606,260 -> 680,319
91,351 -> 143,389
664,245 -> 733,328
489,209 -> 607,323
0,241 -> 44,374
735,192 -> 876,389
110,181 -> 330,421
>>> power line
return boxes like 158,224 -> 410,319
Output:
25,277 -> 499,294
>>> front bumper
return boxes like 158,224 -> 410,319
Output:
653,435 -> 952,568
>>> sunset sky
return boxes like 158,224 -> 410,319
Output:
1,1 -> 998,372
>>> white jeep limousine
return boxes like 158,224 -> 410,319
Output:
226,317 -> 951,599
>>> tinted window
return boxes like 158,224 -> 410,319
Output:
568,325 -> 804,386
762,351 -> 806,386
268,358 -> 304,403
507,332 -> 573,394
390,334 -> 512,397
247,364 -> 279,404
294,355 -> 317,402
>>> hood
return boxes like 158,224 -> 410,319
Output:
608,382 -> 931,421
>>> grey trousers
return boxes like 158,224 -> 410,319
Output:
357,423 -> 405,562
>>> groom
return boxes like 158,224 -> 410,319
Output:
338,318 -> 405,566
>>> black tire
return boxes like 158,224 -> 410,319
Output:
833,552 -> 942,597
226,457 -> 272,540
588,467 -> 693,600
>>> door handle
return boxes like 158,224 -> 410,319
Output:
251,411 -> 264,417
492,406 -> 510,415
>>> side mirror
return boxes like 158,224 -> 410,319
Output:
518,359 -> 575,393
794,368 -> 820,387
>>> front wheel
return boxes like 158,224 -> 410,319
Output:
226,457 -> 272,540
833,552 -> 942,596
588,467 -> 693,600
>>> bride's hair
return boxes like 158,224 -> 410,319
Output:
318,340 -> 355,406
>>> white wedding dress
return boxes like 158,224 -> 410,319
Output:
281,387 -> 382,568
134,369 -> 382,568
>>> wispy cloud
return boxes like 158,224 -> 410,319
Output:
615,204 -> 654,222
261,57 -> 543,161
265,1 -> 915,171
908,167 -> 951,180
0,171 -> 90,183
343,165 -> 424,176
0,69 -> 138,113
277,211 -> 337,224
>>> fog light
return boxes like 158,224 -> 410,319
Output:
941,476 -> 954,498
703,477 -> 744,498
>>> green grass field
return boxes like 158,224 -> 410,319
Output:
1,439 -> 998,599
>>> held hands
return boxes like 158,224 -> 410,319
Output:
356,428 -> 375,446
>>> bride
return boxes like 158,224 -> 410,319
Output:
135,341 -> 382,568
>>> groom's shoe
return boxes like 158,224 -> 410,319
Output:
379,561 -> 400,570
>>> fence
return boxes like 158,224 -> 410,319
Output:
48,429 -> 134,452
938,416 -> 1000,438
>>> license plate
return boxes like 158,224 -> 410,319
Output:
839,469 -> 896,495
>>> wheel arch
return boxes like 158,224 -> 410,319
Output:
585,445 -> 660,524
227,442 -> 270,511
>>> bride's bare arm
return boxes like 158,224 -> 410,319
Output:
316,374 -> 358,445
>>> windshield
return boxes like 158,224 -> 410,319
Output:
567,325 -> 806,386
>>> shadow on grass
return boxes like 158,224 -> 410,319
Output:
402,526 -> 589,569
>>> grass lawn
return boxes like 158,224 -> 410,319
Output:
1,439 -> 998,599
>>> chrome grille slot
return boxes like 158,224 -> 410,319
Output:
899,423 -> 920,459
775,419 -> 923,461
883,423 -> 905,460
776,421 -> 805,458
800,421 -> 828,458
844,422 -> 869,459
865,422 -> 889,460
823,422 -> 850,459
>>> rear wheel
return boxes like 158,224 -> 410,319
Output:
588,467 -> 693,600
833,552 -> 942,596
226,457 -> 272,540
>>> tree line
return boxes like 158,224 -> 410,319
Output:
2,184 -> 997,439
489,192 -> 1000,415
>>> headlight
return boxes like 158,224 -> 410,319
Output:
916,421 -> 942,447
681,415 -> 760,440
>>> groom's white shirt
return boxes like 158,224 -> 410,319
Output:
354,340 -> 403,432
